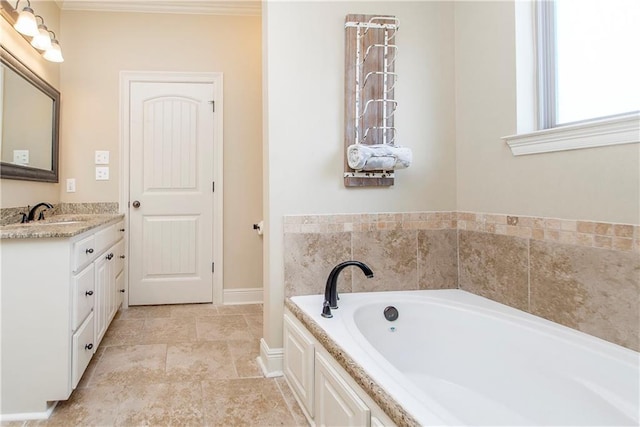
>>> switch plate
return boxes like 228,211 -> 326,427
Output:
95,150 -> 110,165
13,150 -> 29,165
95,166 -> 109,180
66,178 -> 76,192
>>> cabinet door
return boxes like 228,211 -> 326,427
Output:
284,314 -> 315,417
315,352 -> 370,427
72,263 -> 95,331
72,312 -> 95,388
94,254 -> 110,347
116,270 -> 125,308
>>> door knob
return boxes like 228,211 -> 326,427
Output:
132,200 -> 141,208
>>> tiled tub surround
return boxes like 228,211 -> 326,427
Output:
0,202 -> 118,226
283,212 -> 640,351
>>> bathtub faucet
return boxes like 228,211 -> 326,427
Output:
321,260 -> 373,318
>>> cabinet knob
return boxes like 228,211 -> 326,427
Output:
85,290 -> 94,296
106,253 -> 114,260
119,228 -> 125,232
119,289 -> 126,293
119,255 -> 126,259
132,200 -> 141,208
85,343 -> 93,350
86,248 -> 94,254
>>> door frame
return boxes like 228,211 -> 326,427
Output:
119,71 -> 224,307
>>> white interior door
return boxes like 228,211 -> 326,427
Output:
128,81 -> 215,305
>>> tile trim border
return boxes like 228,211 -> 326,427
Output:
284,211 -> 640,253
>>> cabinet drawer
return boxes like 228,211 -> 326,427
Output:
72,263 -> 95,331
113,239 -> 125,276
72,312 -> 95,389
95,224 -> 117,255
73,234 -> 96,272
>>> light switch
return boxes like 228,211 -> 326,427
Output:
95,151 -> 110,165
13,150 -> 29,165
66,178 -> 76,192
95,166 -> 109,180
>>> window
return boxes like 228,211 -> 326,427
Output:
538,0 -> 640,128
504,0 -> 640,156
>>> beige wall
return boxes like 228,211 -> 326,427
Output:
58,11 -> 263,290
454,1 -> 640,225
262,1 -> 456,347
0,0 -> 61,207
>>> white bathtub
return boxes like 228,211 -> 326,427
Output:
289,290 -> 639,426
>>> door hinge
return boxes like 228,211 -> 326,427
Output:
212,181 -> 215,192
209,100 -> 215,112
212,262 -> 215,273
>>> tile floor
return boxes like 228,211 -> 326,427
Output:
11,303 -> 308,426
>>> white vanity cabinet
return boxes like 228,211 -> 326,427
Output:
0,218 -> 125,419
283,310 -> 396,427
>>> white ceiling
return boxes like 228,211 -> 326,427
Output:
58,0 -> 261,16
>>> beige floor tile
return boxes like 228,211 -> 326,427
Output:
244,313 -> 263,339
75,345 -> 107,389
275,377 -> 310,426
114,382 -> 204,426
99,318 -> 145,347
196,315 -> 253,341
89,344 -> 167,387
228,339 -> 262,378
28,385 -> 122,426
142,317 -> 197,344
166,341 -> 237,381
170,303 -> 219,318
115,305 -> 172,319
202,378 -> 297,426
217,303 -> 263,316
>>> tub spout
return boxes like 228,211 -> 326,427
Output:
321,260 -> 373,318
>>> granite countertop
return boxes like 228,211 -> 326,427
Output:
0,214 -> 124,239
284,298 -> 420,427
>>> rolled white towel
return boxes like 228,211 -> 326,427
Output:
347,144 -> 412,171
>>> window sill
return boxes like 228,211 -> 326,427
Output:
503,112 -> 640,156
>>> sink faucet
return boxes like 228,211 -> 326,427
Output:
321,260 -> 373,318
26,202 -> 54,222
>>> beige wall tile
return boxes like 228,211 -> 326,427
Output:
418,229 -> 458,290
458,230 -> 529,311
530,240 -> 640,351
352,230 -> 418,292
283,232 -> 351,297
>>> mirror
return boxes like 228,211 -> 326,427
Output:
0,45 -> 59,182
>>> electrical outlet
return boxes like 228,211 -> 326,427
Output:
66,178 -> 76,192
95,166 -> 109,180
13,150 -> 29,165
95,150 -> 110,165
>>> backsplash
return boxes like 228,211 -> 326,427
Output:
0,202 -> 119,226
284,211 -> 639,351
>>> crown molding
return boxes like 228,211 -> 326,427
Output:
60,1 -> 261,16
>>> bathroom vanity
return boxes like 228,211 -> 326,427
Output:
0,214 -> 125,420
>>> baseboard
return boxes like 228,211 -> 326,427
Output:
223,287 -> 263,305
0,401 -> 57,422
256,338 -> 283,378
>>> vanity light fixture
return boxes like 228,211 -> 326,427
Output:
43,31 -> 63,63
2,0 -> 64,63
13,0 -> 37,37
30,15 -> 51,51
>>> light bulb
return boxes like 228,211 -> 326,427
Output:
31,25 -> 52,50
43,39 -> 63,63
14,6 -> 38,37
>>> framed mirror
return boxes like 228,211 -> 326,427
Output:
0,45 -> 59,182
